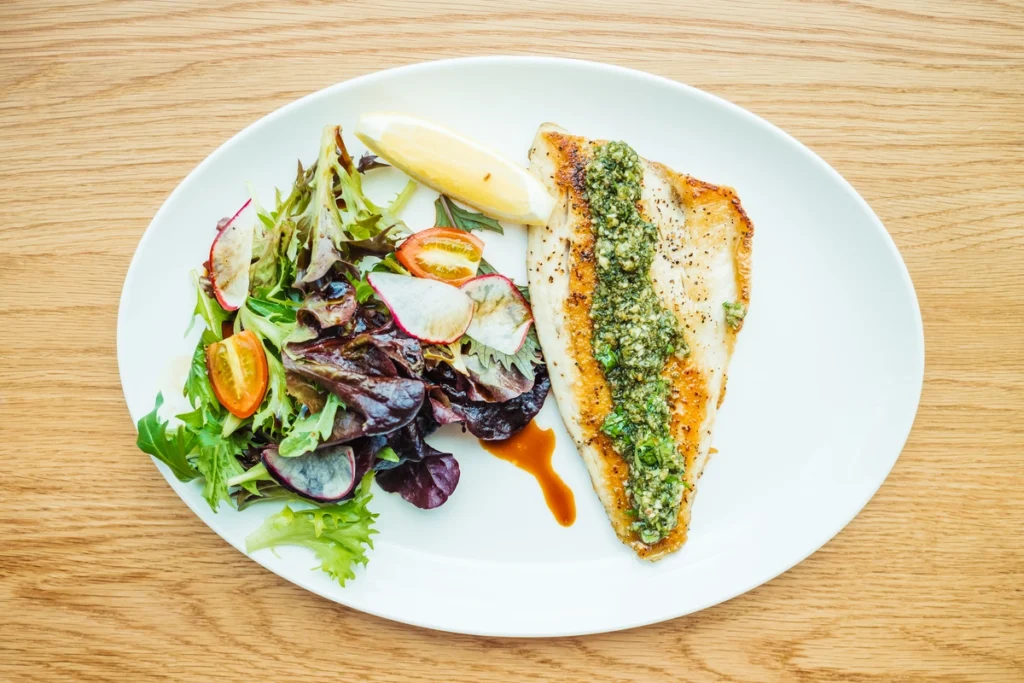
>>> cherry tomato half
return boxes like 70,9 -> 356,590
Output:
205,330 -> 268,418
395,227 -> 484,285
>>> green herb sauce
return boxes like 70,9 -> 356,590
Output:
586,141 -> 686,545
723,300 -> 747,330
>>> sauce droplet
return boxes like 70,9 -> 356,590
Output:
480,421 -> 576,526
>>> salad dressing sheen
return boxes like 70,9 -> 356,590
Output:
480,421 -> 576,527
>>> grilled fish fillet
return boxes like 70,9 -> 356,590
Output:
526,123 -> 753,559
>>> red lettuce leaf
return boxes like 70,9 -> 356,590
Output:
376,454 -> 459,510
426,362 -> 550,441
343,319 -> 424,377
458,352 -> 534,402
284,337 -> 425,437
373,407 -> 460,509
297,280 -> 357,331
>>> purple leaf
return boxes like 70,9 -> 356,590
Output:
377,454 -> 460,509
298,280 -> 357,330
427,363 -> 550,441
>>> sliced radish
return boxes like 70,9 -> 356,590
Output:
209,199 -> 255,311
461,274 -> 533,355
368,272 -> 474,344
263,444 -> 356,503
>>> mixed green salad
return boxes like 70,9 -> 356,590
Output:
137,125 -> 549,585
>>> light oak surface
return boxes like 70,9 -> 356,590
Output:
2,1 -> 1022,681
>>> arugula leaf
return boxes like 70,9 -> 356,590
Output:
246,297 -> 298,323
434,195 -> 504,234
463,329 -> 543,381
175,407 -> 205,430
194,424 -> 249,511
278,394 -> 343,458
186,270 -> 229,340
245,474 -> 378,586
136,393 -> 199,482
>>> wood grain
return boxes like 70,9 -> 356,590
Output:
1,1 -> 1022,680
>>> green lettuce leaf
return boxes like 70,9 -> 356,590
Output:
245,474 -> 378,586
278,394 -> 343,458
136,393 -> 199,482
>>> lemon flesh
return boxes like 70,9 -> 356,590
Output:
355,113 -> 555,226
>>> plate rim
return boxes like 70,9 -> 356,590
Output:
117,55 -> 925,637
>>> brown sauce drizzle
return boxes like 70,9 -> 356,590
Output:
480,421 -> 576,527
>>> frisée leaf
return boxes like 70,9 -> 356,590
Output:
194,425 -> 250,511
183,329 -> 221,417
245,474 -> 377,586
251,349 -> 295,435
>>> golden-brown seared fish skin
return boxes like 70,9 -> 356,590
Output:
526,123 -> 752,559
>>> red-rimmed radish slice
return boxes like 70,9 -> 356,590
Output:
262,444 -> 357,503
209,199 -> 255,311
461,274 -> 532,355
368,272 -> 474,344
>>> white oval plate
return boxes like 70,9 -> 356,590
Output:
118,57 -> 924,637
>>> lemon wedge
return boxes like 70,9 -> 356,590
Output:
355,113 -> 555,226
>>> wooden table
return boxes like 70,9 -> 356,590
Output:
2,1 -> 1022,680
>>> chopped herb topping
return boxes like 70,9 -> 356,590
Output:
586,141 -> 686,545
723,300 -> 747,330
